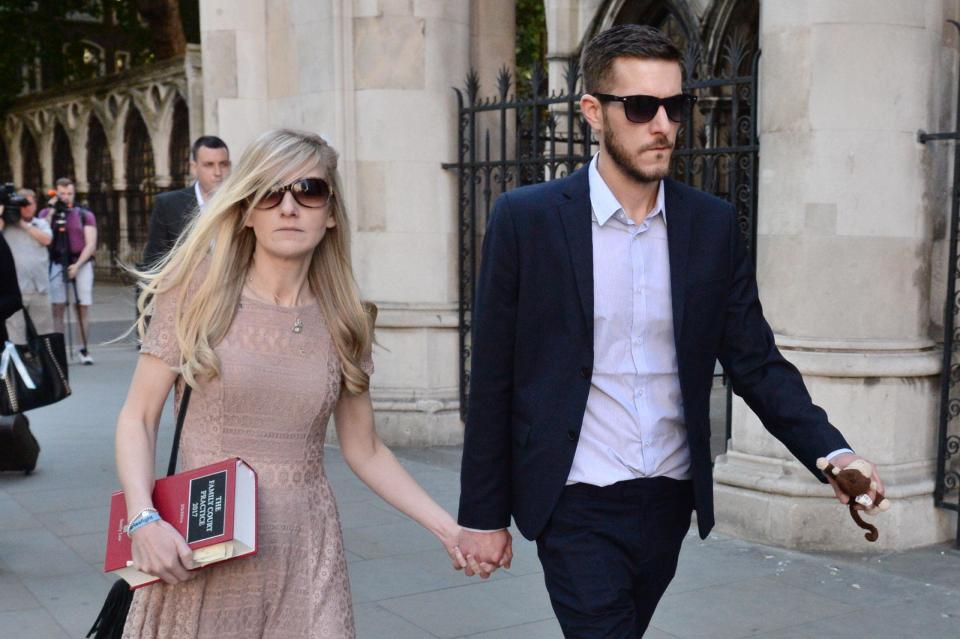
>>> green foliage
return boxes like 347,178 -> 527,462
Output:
516,0 -> 547,97
0,1 -> 155,112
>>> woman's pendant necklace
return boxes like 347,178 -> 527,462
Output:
248,275 -> 305,334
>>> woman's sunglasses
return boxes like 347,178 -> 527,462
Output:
254,177 -> 333,209
592,93 -> 697,124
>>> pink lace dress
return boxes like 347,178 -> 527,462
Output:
122,290 -> 371,638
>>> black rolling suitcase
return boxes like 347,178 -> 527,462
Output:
0,413 -> 40,474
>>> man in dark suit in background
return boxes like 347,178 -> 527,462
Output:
456,25 -> 886,638
141,136 -> 230,268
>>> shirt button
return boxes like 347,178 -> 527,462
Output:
567,430 -> 578,442
638,389 -> 644,397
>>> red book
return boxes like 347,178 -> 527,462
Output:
103,457 -> 258,589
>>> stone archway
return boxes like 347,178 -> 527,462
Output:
0,48 -> 201,277
86,114 -> 117,270
0,139 -> 11,184
169,96 -> 191,188
587,0 -> 759,75
604,0 -> 700,54
124,107 -> 156,262
20,130 -> 42,193
52,121 -> 74,183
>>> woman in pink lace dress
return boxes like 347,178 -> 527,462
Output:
113,129 -> 482,638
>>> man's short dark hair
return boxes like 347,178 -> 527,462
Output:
55,177 -> 74,188
581,25 -> 682,94
191,135 -> 229,161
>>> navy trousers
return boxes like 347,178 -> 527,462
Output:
536,477 -> 694,638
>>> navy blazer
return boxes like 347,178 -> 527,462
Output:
458,164 -> 850,540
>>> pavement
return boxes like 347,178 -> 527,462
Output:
1,284 -> 959,638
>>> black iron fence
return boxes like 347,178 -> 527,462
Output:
444,32 -> 759,438
919,19 -> 960,549
79,187 -> 157,280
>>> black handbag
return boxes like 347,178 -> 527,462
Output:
0,308 -> 70,415
87,385 -> 193,639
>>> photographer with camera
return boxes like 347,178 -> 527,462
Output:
38,177 -> 97,365
0,188 -> 54,344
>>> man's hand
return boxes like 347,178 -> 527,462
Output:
67,263 -> 79,280
823,452 -> 885,513
458,529 -> 512,579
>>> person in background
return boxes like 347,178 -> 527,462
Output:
0,189 -> 54,343
0,231 -> 22,343
141,136 -> 231,268
39,177 -> 97,365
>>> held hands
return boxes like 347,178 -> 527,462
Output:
438,520 -> 468,571
129,519 -> 198,585
456,529 -> 513,579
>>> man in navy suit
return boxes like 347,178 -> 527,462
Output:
456,25 -> 885,637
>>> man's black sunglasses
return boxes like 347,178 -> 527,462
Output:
592,93 -> 697,124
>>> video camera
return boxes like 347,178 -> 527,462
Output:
0,183 -> 29,225
49,196 -> 69,225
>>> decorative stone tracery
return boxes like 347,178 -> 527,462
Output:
0,46 -> 202,273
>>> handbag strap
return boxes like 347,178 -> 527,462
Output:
165,384 -> 192,477
20,306 -> 39,341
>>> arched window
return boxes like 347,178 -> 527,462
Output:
604,1 -> 759,80
63,39 -> 107,82
169,97 -> 191,188
612,0 -> 697,57
86,115 -> 117,276
124,108 -> 156,259
21,131 -> 42,193
52,121 -> 74,183
705,0 -> 759,77
0,139 -> 12,185
86,116 -> 113,193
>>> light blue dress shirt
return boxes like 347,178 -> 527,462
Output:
567,154 -> 691,485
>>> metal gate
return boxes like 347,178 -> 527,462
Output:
444,32 -> 759,431
20,130 -> 42,194
81,114 -> 117,279
919,19 -> 960,548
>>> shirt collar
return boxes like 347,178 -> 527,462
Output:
588,153 -> 666,227
194,181 -> 205,208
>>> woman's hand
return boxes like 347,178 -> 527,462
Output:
129,519 -> 197,585
439,519 -> 469,571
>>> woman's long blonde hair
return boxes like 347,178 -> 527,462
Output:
135,128 -> 373,394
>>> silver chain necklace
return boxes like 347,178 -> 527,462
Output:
246,276 -> 305,334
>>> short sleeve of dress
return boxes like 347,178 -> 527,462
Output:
140,288 -> 181,369
360,348 -> 374,377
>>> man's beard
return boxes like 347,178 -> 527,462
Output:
603,125 -> 673,184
